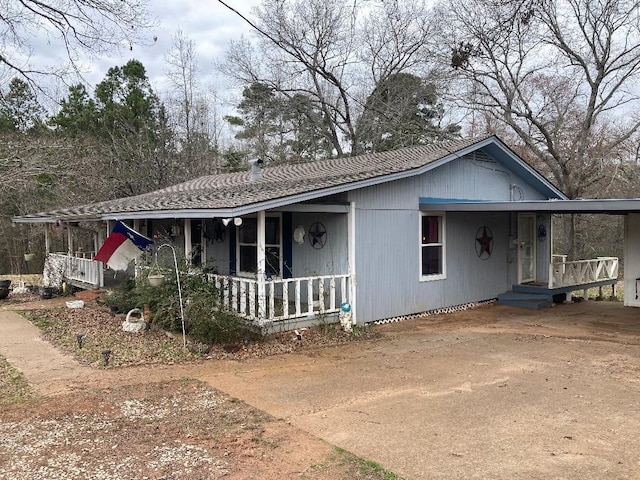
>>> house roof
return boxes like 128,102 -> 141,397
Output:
13,135 -> 567,223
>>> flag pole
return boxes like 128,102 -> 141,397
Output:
157,243 -> 186,350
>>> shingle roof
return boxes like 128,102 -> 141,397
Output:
15,136 -> 500,222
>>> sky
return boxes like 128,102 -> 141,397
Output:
23,1 -> 261,109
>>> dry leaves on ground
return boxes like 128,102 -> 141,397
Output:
22,301 -> 380,368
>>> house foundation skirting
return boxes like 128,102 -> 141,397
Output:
372,299 -> 497,325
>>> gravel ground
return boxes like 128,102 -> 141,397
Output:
0,379 -> 400,479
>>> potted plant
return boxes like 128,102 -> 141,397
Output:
0,280 -> 10,300
148,273 -> 165,287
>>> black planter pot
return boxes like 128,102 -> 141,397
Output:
0,280 -> 11,289
0,288 -> 9,300
39,286 -> 56,299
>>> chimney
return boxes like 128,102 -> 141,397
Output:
248,158 -> 264,181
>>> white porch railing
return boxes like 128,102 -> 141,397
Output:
549,257 -> 618,289
208,273 -> 350,324
45,253 -> 104,288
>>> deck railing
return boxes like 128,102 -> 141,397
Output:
45,253 -> 104,288
549,257 -> 618,289
208,273 -> 350,324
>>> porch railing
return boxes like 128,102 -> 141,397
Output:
208,273 -> 350,324
45,253 -> 104,288
549,256 -> 618,289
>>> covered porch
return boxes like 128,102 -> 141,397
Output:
29,201 -> 359,330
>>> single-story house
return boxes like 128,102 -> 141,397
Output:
14,135 -> 640,330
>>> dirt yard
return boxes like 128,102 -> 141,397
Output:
2,296 -> 640,479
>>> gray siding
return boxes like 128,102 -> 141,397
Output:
348,154 -> 547,323
354,209 -> 513,322
290,212 -> 348,277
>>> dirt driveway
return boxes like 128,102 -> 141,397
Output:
3,299 -> 640,479
195,301 -> 640,480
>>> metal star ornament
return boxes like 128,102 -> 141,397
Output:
308,222 -> 327,249
475,226 -> 494,260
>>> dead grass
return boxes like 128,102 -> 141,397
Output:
0,356 -> 35,403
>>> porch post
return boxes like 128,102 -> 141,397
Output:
67,224 -> 73,256
133,219 -> 142,277
96,224 -> 105,287
348,201 -> 357,324
44,225 -> 50,254
184,219 -> 192,266
257,210 -> 266,321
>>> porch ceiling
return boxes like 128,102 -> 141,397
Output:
419,198 -> 640,214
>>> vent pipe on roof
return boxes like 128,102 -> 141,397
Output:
249,158 -> 264,181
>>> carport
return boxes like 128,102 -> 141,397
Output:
420,198 -> 640,307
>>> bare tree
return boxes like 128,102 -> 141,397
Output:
217,0 -> 444,157
164,30 -> 223,175
440,0 -> 640,257
441,0 -> 640,198
0,0 -> 153,87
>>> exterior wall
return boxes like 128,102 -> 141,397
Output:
290,212 -> 349,277
348,153 -> 550,323
624,214 -> 640,307
354,209 -> 513,322
203,213 -> 349,278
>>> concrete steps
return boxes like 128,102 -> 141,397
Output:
497,291 -> 553,309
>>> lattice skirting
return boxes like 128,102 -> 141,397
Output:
372,298 -> 496,325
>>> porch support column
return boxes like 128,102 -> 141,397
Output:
348,201 -> 357,325
67,224 -> 73,256
97,223 -> 105,287
257,210 -> 266,322
133,219 -> 142,277
44,225 -> 50,254
184,219 -> 192,267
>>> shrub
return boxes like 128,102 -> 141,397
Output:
103,271 -> 261,345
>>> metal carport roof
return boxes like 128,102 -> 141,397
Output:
419,198 -> 640,214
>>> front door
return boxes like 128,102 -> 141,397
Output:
518,214 -> 536,283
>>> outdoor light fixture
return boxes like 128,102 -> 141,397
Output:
76,333 -> 86,349
222,217 -> 243,227
102,349 -> 112,366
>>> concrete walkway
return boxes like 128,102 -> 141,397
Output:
0,309 -> 97,395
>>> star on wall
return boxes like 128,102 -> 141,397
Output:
475,226 -> 494,259
309,222 -> 327,249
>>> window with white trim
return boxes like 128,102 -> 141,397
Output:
420,213 -> 445,280
237,215 -> 282,277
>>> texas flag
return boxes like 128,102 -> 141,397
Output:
94,221 -> 154,271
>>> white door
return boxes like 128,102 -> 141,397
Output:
518,214 -> 536,283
